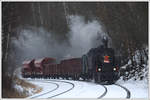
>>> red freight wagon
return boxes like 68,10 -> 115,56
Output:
57,64 -> 62,78
59,60 -> 65,74
60,59 -> 72,79
59,58 -> 82,79
69,58 -> 82,79
56,64 -> 60,78
22,59 -> 35,78
34,57 -> 56,77
44,64 -> 50,76
49,64 -> 57,78
44,63 -> 58,79
71,58 -> 82,73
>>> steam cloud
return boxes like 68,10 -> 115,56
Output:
11,15 -> 109,65
68,15 -> 108,57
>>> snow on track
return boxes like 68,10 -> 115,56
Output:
26,79 -> 135,98
116,78 -> 148,98
115,84 -> 131,98
27,79 -> 74,98
28,80 -> 59,98
48,80 -> 75,98
53,80 -> 106,98
97,85 -> 107,99
103,84 -> 128,98
26,79 -> 107,98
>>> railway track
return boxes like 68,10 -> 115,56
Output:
47,80 -> 75,98
114,84 -> 131,98
27,79 -> 131,98
82,81 -> 108,99
15,67 -> 131,98
30,81 -> 59,98
88,81 -> 130,99
100,83 -> 131,98
97,85 -> 107,99
28,79 -> 75,98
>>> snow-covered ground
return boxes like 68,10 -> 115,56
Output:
27,79 -> 106,98
27,80 -> 59,98
15,67 -> 148,99
116,77 -> 148,98
25,78 -> 148,98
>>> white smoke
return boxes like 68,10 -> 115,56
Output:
11,27 -> 67,63
67,15 -> 108,57
11,15 -> 109,65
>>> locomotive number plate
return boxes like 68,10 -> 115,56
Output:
104,56 -> 110,63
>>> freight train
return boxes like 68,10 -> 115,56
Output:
21,37 -> 120,84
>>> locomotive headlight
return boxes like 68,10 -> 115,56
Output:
113,67 -> 117,71
98,68 -> 101,72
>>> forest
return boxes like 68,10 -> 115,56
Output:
2,2 -> 148,97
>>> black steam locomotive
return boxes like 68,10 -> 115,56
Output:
82,36 -> 120,84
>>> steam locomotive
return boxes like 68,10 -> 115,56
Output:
21,37 -> 120,84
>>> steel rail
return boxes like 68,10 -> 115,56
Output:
28,80 -> 59,98
97,84 -> 107,99
114,84 -> 131,98
47,80 -> 75,98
